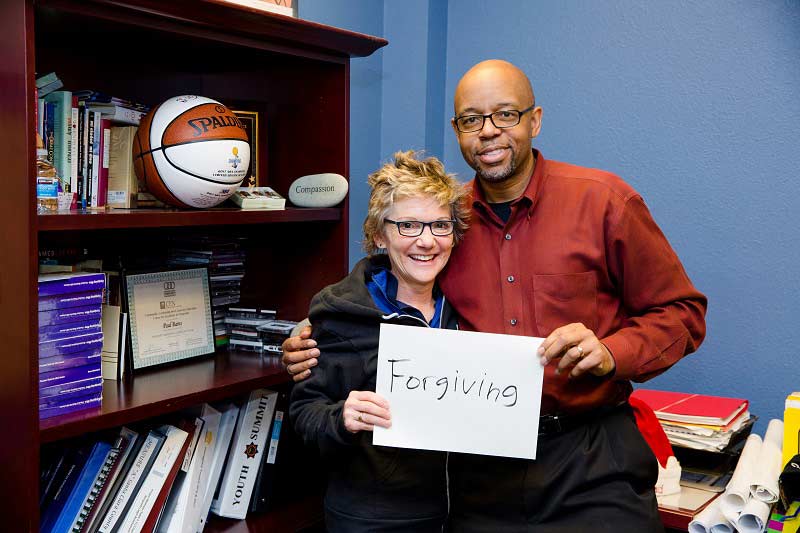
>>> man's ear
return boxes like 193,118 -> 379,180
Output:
530,107 -> 543,139
451,117 -> 460,137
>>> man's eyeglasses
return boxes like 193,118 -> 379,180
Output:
453,105 -> 535,133
384,219 -> 456,237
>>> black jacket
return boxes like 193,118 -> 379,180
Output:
290,255 -> 458,531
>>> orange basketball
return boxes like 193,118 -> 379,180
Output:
132,95 -> 250,208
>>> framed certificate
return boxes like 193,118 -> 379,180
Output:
231,109 -> 262,187
124,268 -> 215,371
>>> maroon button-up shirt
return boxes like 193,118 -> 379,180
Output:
440,151 -> 707,415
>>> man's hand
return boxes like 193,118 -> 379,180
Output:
538,323 -> 616,378
343,390 -> 391,433
281,325 -> 319,382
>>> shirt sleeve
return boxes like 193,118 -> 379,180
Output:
289,324 -> 365,458
601,195 -> 707,382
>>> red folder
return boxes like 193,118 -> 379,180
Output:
630,389 -> 748,426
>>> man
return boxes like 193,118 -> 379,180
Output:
283,60 -> 707,532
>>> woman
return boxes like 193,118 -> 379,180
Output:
289,150 -> 470,532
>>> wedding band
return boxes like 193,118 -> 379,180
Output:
576,345 -> 585,359
358,413 -> 364,423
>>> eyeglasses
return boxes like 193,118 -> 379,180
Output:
384,218 -> 456,237
453,105 -> 535,133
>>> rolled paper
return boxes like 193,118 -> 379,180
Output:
736,497 -> 771,533
688,497 -> 733,533
749,418 -> 784,503
719,433 -> 762,520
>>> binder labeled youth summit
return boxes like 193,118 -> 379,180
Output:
632,389 -> 749,426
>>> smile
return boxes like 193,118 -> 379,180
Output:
477,146 -> 508,164
410,254 -> 435,262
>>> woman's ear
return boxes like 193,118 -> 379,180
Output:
374,234 -> 386,250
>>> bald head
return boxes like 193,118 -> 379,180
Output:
454,60 -> 534,115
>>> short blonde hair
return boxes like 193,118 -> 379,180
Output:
362,150 -> 470,255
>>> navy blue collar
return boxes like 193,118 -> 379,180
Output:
366,265 -> 444,327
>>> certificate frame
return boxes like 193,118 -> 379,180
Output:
124,267 -> 215,371
231,109 -> 262,187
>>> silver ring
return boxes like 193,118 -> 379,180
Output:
576,345 -> 585,359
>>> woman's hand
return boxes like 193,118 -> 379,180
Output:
343,391 -> 392,433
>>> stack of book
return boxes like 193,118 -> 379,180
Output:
38,272 -> 106,419
39,387 -> 291,531
167,236 -> 248,348
631,389 -> 752,452
225,308 -> 277,352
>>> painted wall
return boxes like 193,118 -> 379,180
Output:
299,0 -> 385,266
443,0 -> 800,430
303,0 -> 800,429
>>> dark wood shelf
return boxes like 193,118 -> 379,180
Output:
40,351 -> 291,443
37,0 -> 387,60
37,206 -> 341,231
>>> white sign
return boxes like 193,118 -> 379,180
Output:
373,324 -> 544,459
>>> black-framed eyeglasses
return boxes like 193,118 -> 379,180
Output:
453,105 -> 535,133
384,218 -> 457,237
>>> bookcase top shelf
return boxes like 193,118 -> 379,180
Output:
39,351 -> 290,443
37,206 -> 341,231
36,0 -> 388,60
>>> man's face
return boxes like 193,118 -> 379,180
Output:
452,65 -> 541,185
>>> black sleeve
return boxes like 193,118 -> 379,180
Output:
289,323 -> 369,459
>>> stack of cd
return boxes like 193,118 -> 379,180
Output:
167,235 -> 247,347
257,320 -> 299,356
225,308 -> 277,352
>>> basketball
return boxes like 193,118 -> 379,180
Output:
133,95 -> 250,208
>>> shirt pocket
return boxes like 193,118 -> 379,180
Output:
532,272 -> 598,336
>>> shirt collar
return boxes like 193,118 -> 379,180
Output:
365,263 -> 444,327
471,149 -> 545,218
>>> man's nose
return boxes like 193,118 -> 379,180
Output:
478,116 -> 501,138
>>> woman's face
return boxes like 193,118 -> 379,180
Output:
374,196 -> 454,295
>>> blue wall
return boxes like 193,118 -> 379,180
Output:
304,0 -> 800,429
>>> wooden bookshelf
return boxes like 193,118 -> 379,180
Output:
37,206 -> 341,231
39,351 -> 290,443
0,0 -> 386,529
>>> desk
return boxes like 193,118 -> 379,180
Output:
658,485 -> 721,531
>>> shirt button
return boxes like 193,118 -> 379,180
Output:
507,275 -> 515,283
505,233 -> 512,240
510,319 -> 518,326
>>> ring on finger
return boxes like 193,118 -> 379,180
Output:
576,345 -> 585,359
358,413 -> 364,423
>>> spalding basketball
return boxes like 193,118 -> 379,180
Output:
133,95 -> 250,208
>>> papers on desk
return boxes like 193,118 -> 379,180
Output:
631,389 -> 751,451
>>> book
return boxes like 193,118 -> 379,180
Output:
39,319 -> 102,342
47,441 -> 112,533
249,390 -> 288,512
40,445 -> 93,532
87,103 -> 146,126
71,435 -> 131,532
82,428 -> 139,533
96,430 -> 166,533
107,126 -> 138,208
90,110 -> 102,208
39,78 -> 65,97
211,389 -> 278,519
195,403 -> 239,533
39,349 -> 102,374
631,389 -> 749,426
39,291 -> 104,312
228,186 -> 286,209
40,304 -> 103,328
96,118 -> 111,208
43,90 -> 73,191
38,331 -> 104,359
38,272 -> 107,297
39,362 -> 101,389
36,72 -> 60,89
39,377 -> 103,403
70,97 -> 80,194
117,423 -> 191,533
